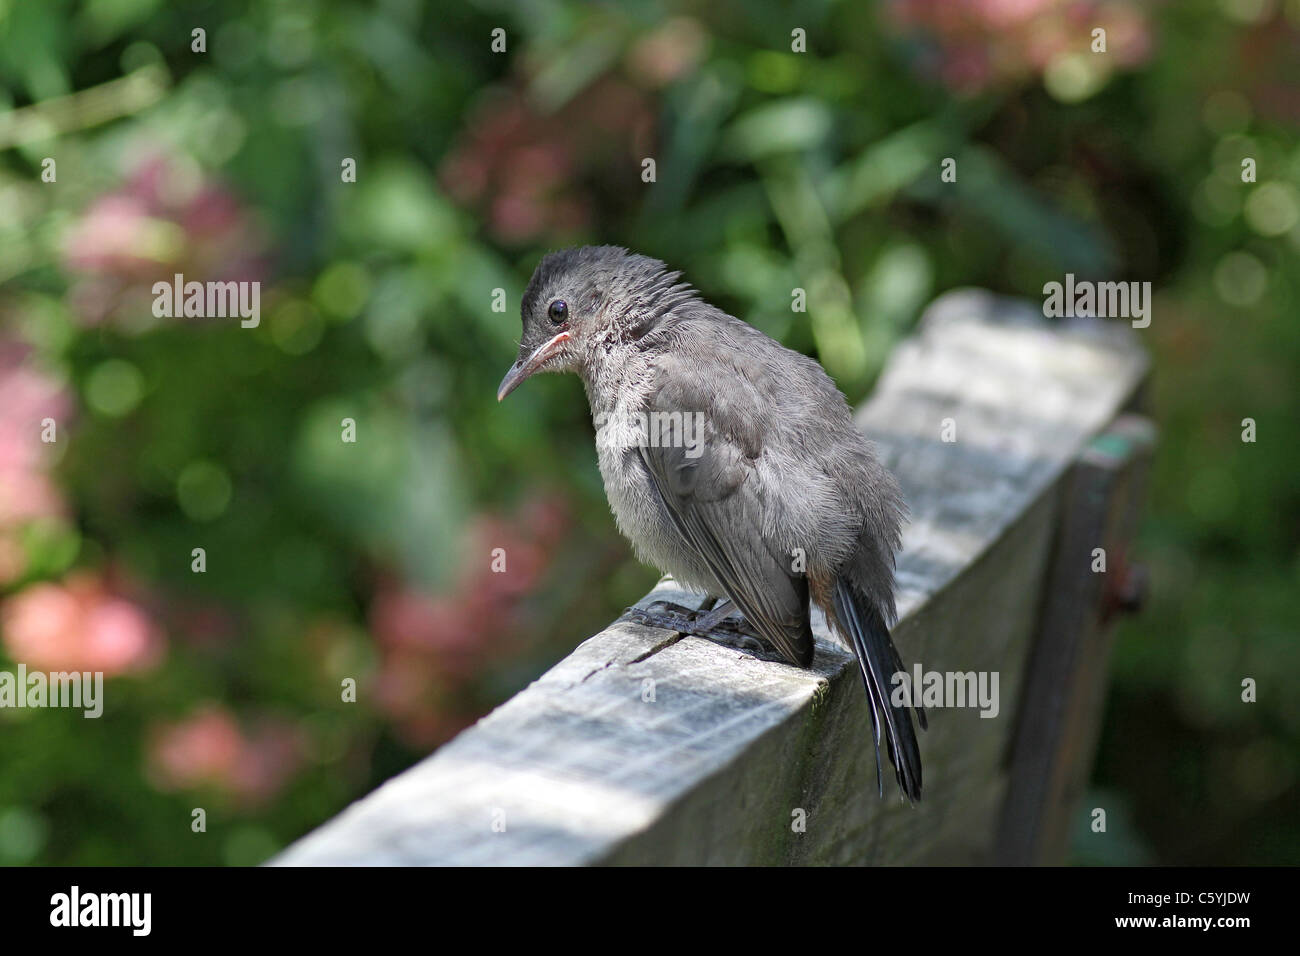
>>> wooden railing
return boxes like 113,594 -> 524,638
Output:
273,289 -> 1152,866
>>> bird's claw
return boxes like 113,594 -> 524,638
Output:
622,601 -> 771,658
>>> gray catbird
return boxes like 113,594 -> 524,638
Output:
498,245 -> 924,801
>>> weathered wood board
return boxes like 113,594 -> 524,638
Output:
274,289 -> 1149,866
997,414 -> 1156,865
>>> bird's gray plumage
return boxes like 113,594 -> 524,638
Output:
501,245 -> 923,800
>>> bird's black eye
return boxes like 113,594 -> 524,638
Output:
547,299 -> 568,324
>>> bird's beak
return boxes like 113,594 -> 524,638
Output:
497,331 -> 571,401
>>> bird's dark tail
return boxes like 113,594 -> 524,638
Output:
831,576 -> 926,803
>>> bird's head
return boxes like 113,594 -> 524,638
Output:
497,245 -> 696,401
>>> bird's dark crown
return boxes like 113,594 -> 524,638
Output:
521,245 -> 699,340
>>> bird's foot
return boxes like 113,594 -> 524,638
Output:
621,600 -> 708,635
622,600 -> 769,657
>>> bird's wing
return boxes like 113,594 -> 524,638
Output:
635,384 -> 813,667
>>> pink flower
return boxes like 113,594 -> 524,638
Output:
0,340 -> 72,526
148,706 -> 243,789
626,17 -> 710,88
977,0 -> 1054,28
1,572 -> 163,675
147,704 -> 306,807
0,337 -> 73,586
371,586 -> 475,655
61,194 -> 174,279
887,0 -> 1155,95
227,722 -> 307,806
366,493 -> 574,743
60,153 -> 267,327
439,78 -> 653,244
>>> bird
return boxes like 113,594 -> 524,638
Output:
497,245 -> 925,801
